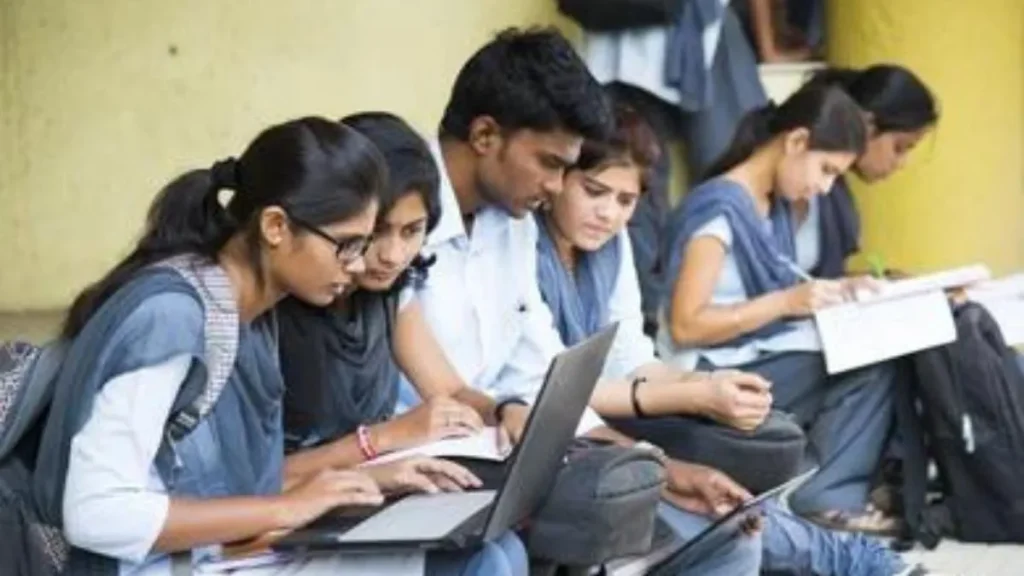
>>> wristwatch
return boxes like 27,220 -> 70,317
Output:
493,395 -> 529,423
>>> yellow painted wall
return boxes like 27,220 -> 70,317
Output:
0,0 -> 579,311
828,0 -> 1024,275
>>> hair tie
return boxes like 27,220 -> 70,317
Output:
210,157 -> 240,190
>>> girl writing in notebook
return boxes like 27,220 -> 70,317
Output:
658,84 -> 903,535
799,64 -> 940,278
535,99 -> 924,575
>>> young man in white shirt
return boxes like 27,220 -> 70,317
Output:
401,27 -> 762,575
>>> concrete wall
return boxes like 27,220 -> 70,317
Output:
828,0 -> 1024,275
0,0 -> 579,314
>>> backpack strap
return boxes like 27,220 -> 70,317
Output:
156,256 -> 240,442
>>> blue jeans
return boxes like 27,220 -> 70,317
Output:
730,352 -> 896,514
658,502 -> 763,575
762,501 -> 906,575
427,531 -> 528,576
659,499 -> 905,576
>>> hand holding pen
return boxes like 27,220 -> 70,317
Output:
778,257 -> 849,315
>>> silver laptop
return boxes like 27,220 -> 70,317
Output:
273,324 -> 620,553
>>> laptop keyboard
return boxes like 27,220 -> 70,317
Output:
337,490 -> 497,543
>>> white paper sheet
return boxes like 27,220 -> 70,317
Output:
362,427 -> 508,466
964,274 -> 1024,346
855,264 -> 991,303
815,290 -> 957,374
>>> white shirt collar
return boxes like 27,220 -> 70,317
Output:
426,139 -> 517,252
426,139 -> 469,248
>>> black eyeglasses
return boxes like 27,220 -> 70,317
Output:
287,212 -> 372,264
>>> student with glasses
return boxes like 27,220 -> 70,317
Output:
30,117 -> 525,575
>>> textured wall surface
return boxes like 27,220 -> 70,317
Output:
0,0 -> 578,311
828,0 -> 1024,275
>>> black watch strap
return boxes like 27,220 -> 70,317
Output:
494,396 -> 529,422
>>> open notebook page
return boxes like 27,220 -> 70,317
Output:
855,264 -> 991,303
815,290 -> 957,374
966,274 -> 1024,346
361,427 -> 508,466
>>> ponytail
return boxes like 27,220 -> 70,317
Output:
702,85 -> 867,182
62,116 -> 386,340
703,102 -> 778,179
62,159 -> 240,338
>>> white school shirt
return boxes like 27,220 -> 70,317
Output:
656,199 -> 823,370
600,230 -> 658,379
63,295 -> 424,575
398,140 -> 603,434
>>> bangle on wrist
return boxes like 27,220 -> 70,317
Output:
631,376 -> 649,418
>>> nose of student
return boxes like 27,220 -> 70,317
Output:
818,175 -> 838,196
893,152 -> 908,173
594,200 -> 614,224
541,174 -> 564,201
377,238 -> 403,270
344,255 -> 367,275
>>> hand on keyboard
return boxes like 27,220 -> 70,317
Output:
280,469 -> 384,529
364,456 -> 483,495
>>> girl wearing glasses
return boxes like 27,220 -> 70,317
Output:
32,117 -> 524,575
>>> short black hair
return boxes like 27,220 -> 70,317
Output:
439,27 -> 613,142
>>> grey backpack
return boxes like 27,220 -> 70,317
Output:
0,256 -> 240,575
526,440 -> 667,568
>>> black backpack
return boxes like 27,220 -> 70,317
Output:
898,301 -> 1024,548
556,0 -> 685,32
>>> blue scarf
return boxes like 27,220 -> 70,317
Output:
33,264 -> 283,526
661,178 -> 799,342
812,176 -> 861,279
535,214 -> 621,346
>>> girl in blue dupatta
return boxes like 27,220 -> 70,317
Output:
538,101 -> 924,576
536,103 -> 777,432
657,84 -> 903,535
37,117 -> 523,576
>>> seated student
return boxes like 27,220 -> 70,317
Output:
31,117 -> 524,575
536,100 -> 921,576
800,64 -> 939,278
534,102 -> 774,431
278,111 -> 522,483
401,26 -> 764,575
657,84 -> 901,534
